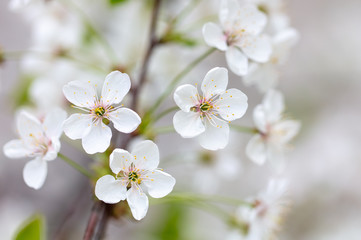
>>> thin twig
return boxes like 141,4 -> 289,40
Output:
131,0 -> 162,111
58,153 -> 93,178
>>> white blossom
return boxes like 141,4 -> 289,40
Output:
62,71 -> 141,154
243,28 -> 299,92
95,140 -> 176,220
228,179 -> 289,240
246,90 -> 300,171
3,109 -> 67,189
202,0 -> 272,76
173,67 -> 248,150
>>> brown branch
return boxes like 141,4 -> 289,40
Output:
131,0 -> 162,111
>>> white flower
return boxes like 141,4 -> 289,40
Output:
62,71 -> 141,154
173,67 -> 248,150
202,0 -> 272,76
246,90 -> 300,171
243,28 -> 299,92
229,179 -> 289,240
95,140 -> 176,220
3,109 -> 67,189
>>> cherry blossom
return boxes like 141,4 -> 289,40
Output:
62,71 -> 141,154
202,0 -> 272,76
95,140 -> 176,220
246,90 -> 300,170
173,67 -> 248,150
3,109 -> 67,189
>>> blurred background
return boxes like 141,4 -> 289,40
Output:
1,0 -> 361,239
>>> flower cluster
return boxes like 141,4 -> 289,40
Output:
2,0 -> 301,238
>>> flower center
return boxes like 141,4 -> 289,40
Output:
94,107 -> 105,116
128,171 -> 139,182
200,103 -> 212,112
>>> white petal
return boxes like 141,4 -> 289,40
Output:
62,80 -> 97,108
16,111 -> 43,144
23,158 -> 47,190
263,89 -> 284,123
63,114 -> 93,140
43,147 -> 58,161
95,175 -> 127,204
246,134 -> 267,165
43,108 -> 67,139
108,108 -> 141,134
101,71 -> 131,105
202,22 -> 227,51
219,0 -> 240,28
272,28 -> 299,65
272,120 -> 301,144
199,117 -> 229,150
3,140 -> 31,159
109,149 -> 133,174
267,144 -> 286,172
243,63 -> 279,92
127,185 -> 149,221
131,140 -> 159,171
253,105 -> 267,133
173,84 -> 199,112
233,4 -> 267,35
173,111 -> 205,138
142,170 -> 176,198
238,34 -> 272,63
82,122 -> 112,154
225,46 -> 248,76
215,88 -> 248,121
201,67 -> 228,99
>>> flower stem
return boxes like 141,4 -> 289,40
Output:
154,106 -> 179,122
230,124 -> 258,134
58,153 -> 93,178
146,47 -> 216,116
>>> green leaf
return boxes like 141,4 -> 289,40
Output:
161,32 -> 198,47
14,214 -> 45,240
109,0 -> 128,6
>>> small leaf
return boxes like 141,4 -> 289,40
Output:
161,32 -> 198,47
14,214 -> 45,240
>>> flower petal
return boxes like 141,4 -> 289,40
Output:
173,111 -> 205,138
63,80 -> 97,108
3,139 -> 31,159
263,89 -> 284,123
202,22 -> 227,51
243,63 -> 279,92
233,4 -> 267,35
246,134 -> 267,165
23,158 -> 47,190
215,88 -> 248,121
16,111 -> 43,144
131,140 -> 159,170
43,108 -> 67,139
108,108 -> 141,134
238,34 -> 272,63
82,121 -> 112,154
101,71 -> 131,105
225,46 -> 248,76
174,84 -> 199,112
95,175 -> 127,204
199,117 -> 229,150
63,114 -> 93,140
109,148 -> 133,174
127,185 -> 149,220
201,67 -> 228,99
253,105 -> 267,133
267,144 -> 286,172
219,0 -> 240,29
272,120 -> 301,144
142,170 -> 176,198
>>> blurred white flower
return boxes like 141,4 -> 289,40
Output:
95,140 -> 176,220
173,67 -> 248,150
62,71 -> 141,154
202,0 -> 272,76
229,179 -> 289,240
243,28 -> 299,92
3,108 -> 67,189
8,0 -> 37,11
246,90 -> 300,171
